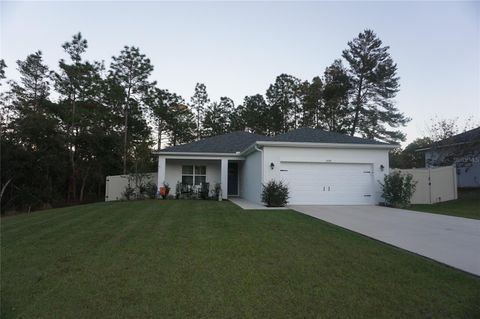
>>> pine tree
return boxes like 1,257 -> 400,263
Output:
11,51 -> 50,112
299,77 -> 323,128
241,94 -> 269,135
190,83 -> 209,139
342,29 -> 409,142
0,59 -> 6,84
110,46 -> 154,173
228,103 -> 246,132
4,52 -> 67,210
53,33 -> 87,201
147,88 -> 184,150
266,74 -> 301,133
0,59 -> 6,125
322,60 -> 353,133
203,96 -> 233,136
167,103 -> 196,146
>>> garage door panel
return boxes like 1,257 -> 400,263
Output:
280,162 -> 374,205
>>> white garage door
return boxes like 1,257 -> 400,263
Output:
280,162 -> 375,205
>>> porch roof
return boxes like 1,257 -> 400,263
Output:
156,131 -> 271,155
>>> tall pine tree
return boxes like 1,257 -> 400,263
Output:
299,77 -> 323,128
190,83 -> 209,139
110,46 -> 154,173
342,29 -> 408,142
203,97 -> 234,136
240,94 -> 269,135
322,60 -> 353,133
266,74 -> 301,133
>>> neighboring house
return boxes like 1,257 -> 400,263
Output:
419,127 -> 480,188
156,128 -> 396,205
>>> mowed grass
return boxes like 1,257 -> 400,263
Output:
410,188 -> 480,220
1,200 -> 479,318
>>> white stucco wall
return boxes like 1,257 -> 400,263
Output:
240,150 -> 263,204
163,159 -> 221,194
261,146 -> 390,204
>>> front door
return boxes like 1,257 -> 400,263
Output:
228,162 -> 239,196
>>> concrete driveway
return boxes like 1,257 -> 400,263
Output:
290,205 -> 480,276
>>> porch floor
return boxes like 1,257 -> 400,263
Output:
229,197 -> 289,210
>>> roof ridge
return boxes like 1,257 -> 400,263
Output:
271,127 -> 390,145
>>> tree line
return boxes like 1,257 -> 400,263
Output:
0,29 -> 408,213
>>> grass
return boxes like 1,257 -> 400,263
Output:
410,188 -> 480,220
1,200 -> 479,318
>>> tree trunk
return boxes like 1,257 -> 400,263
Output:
350,77 -> 363,136
157,120 -> 162,151
0,178 -> 13,212
69,97 -> 77,201
79,170 -> 88,202
197,108 -> 201,140
123,106 -> 128,174
123,87 -> 131,175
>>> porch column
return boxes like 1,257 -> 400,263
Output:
157,156 -> 166,190
221,158 -> 228,199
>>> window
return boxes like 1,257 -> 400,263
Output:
182,165 -> 207,186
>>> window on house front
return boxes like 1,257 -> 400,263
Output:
182,165 -> 207,186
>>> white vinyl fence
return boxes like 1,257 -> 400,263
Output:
395,166 -> 457,204
105,173 -> 158,202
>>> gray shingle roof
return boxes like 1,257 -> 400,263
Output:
159,128 -> 391,154
430,126 -> 480,148
160,131 -> 272,153
270,127 -> 390,145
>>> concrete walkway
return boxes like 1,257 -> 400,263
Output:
229,198 -> 289,210
291,205 -> 480,276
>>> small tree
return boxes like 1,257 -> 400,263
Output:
261,180 -> 289,207
380,171 -> 417,208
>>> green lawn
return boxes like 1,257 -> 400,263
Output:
410,188 -> 480,220
2,200 -> 479,318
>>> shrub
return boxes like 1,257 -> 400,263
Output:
261,180 -> 289,207
213,183 -> 222,199
175,181 -> 182,199
122,184 -> 135,200
145,182 -> 157,199
380,171 -> 417,208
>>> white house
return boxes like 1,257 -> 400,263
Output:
156,128 -> 396,205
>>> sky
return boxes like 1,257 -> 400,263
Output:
1,1 -> 479,145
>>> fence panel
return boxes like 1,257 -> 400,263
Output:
396,166 -> 457,204
105,173 -> 158,201
429,166 -> 458,204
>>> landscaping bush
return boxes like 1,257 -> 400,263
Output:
213,183 -> 222,200
261,180 -> 289,207
380,171 -> 417,208
145,182 -> 157,199
122,173 -> 156,200
122,184 -> 135,200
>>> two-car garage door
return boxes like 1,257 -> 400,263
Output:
279,162 -> 375,205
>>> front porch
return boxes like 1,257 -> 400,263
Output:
157,156 -> 243,200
